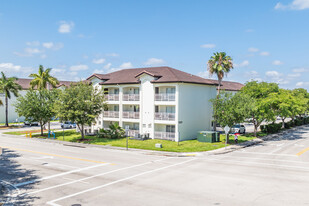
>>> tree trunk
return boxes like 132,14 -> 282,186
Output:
282,118 -> 285,129
48,121 -> 50,133
5,95 -> 8,127
254,124 -> 257,137
81,124 -> 84,140
40,123 -> 44,136
213,78 -> 222,131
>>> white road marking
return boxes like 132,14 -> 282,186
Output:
62,177 -> 89,185
0,180 -> 21,205
24,157 -> 174,195
213,155 -> 308,164
270,138 -> 305,154
234,151 -> 296,157
205,158 -> 309,171
13,163 -> 110,188
47,158 -> 195,206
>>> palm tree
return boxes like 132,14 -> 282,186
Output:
29,65 -> 59,90
29,65 -> 59,131
0,72 -> 22,126
207,52 -> 233,131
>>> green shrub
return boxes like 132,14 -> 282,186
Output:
97,122 -> 125,139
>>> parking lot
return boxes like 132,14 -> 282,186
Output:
1,125 -> 309,205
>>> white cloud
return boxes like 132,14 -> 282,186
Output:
234,60 -> 249,67
58,21 -> 74,33
272,60 -> 283,65
292,67 -> 309,73
40,54 -> 47,59
93,69 -> 105,74
42,42 -> 63,50
106,53 -> 119,57
287,73 -> 301,78
144,58 -> 165,66
260,51 -> 270,56
197,71 -> 208,78
296,81 -> 309,87
248,47 -> 259,52
200,44 -> 216,49
245,70 -> 259,78
14,47 -> 42,57
92,58 -> 106,64
70,64 -> 88,71
26,41 -> 40,46
119,62 -> 133,69
0,63 -> 21,71
104,63 -> 112,70
275,0 -> 309,10
266,71 -> 281,78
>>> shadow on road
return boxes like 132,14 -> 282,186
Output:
0,149 -> 39,205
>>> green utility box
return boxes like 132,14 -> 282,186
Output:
197,131 -> 220,143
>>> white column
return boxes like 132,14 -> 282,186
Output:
119,86 -> 123,127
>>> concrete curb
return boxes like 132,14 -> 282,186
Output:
1,125 -> 308,157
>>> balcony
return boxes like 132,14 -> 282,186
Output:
123,111 -> 140,119
155,93 -> 175,101
105,94 -> 119,101
103,111 -> 119,118
127,129 -> 140,137
154,132 -> 175,141
155,112 -> 175,121
123,94 -> 140,101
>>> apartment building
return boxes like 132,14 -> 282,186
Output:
87,66 -> 243,142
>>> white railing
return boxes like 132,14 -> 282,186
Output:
105,94 -> 119,101
122,111 -> 140,119
123,94 -> 140,101
155,93 -> 175,101
103,111 -> 119,118
127,129 -> 140,137
154,132 -> 175,141
155,112 -> 175,121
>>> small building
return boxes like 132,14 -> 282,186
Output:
87,66 -> 243,142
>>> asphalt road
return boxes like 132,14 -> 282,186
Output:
0,125 -> 309,206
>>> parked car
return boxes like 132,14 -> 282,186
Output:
61,121 -> 77,129
231,124 -> 246,134
24,121 -> 39,126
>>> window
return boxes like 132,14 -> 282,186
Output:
166,87 -> 175,94
155,87 -> 159,94
143,124 -> 146,128
134,88 -> 139,94
114,88 -> 119,94
133,123 -> 139,130
134,105 -> 139,112
155,106 -> 159,113
166,125 -> 175,133
166,106 -> 175,113
114,105 -> 119,111
103,88 -> 109,94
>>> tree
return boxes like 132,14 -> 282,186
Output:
29,65 -> 59,90
207,52 -> 233,131
15,89 -> 59,136
291,88 -> 308,119
241,81 -> 279,137
54,82 -> 106,139
29,65 -> 60,131
0,72 -> 22,126
211,92 -> 254,142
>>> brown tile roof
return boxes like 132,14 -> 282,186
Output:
15,78 -> 74,90
87,66 -> 219,86
219,81 -> 244,91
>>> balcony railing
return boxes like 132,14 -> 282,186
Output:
155,93 -> 175,101
155,112 -> 175,121
126,129 -> 140,137
123,94 -> 140,101
105,94 -> 119,101
154,132 -> 175,141
122,111 -> 140,119
103,111 -> 119,118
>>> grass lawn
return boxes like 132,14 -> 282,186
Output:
27,130 -> 257,152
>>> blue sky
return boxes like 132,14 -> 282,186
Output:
0,0 -> 309,89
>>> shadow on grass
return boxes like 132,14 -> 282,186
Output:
0,149 -> 39,205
